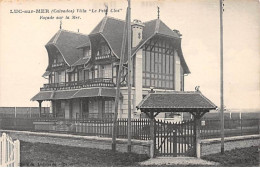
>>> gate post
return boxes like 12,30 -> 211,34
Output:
149,112 -> 155,158
14,140 -> 20,167
194,116 -> 201,158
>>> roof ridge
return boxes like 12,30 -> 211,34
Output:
60,29 -> 89,37
107,16 -> 126,22
152,91 -> 199,94
99,17 -> 108,32
155,19 -> 160,33
144,19 -> 157,24
53,30 -> 62,43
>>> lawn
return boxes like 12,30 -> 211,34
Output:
202,146 -> 259,167
20,141 -> 149,167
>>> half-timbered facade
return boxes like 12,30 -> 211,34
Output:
31,16 -> 190,119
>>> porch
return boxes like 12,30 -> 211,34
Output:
31,87 -> 123,127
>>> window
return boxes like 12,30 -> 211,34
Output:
101,64 -> 112,78
101,45 -> 110,55
78,70 -> 84,81
104,100 -> 114,113
88,100 -> 99,118
142,39 -> 175,89
59,71 -> 65,83
83,48 -> 91,58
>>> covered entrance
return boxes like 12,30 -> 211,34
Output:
137,90 -> 217,158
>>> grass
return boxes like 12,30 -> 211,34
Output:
202,146 -> 259,167
20,141 -> 149,167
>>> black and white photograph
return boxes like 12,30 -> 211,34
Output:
0,0 -> 259,167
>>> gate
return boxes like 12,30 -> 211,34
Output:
155,119 -> 195,157
0,133 -> 20,167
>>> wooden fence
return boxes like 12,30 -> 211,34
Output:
0,117 -> 259,141
0,107 -> 49,118
200,118 -> 260,139
0,117 -> 151,140
0,133 -> 20,167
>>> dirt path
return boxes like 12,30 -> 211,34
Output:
138,157 -> 220,166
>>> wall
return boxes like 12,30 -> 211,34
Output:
135,49 -> 143,117
1,130 -> 152,157
199,135 -> 260,157
119,87 -> 136,119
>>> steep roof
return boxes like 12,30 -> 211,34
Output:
89,17 -> 189,73
137,91 -> 217,112
46,17 -> 190,73
46,30 -> 90,66
90,16 -> 129,62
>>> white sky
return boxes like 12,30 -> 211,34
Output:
0,0 -> 259,110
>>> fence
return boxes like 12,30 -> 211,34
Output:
1,117 -> 259,141
0,133 -> 20,167
200,118 -> 260,139
0,117 -> 151,141
0,107 -> 49,118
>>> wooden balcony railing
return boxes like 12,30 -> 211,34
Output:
52,62 -> 66,68
40,78 -> 115,91
95,54 -> 111,60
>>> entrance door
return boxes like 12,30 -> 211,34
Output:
155,119 -> 196,157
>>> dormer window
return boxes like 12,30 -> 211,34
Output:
83,48 -> 91,59
101,45 -> 110,55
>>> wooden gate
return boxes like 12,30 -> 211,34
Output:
155,119 -> 195,157
0,133 -> 20,167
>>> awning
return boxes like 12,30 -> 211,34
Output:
73,87 -> 121,98
31,90 -> 78,101
31,87 -> 121,101
137,91 -> 217,113
31,91 -> 53,101
42,71 -> 51,77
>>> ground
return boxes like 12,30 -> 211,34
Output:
2,131 -> 258,167
202,146 -> 259,167
19,140 -> 259,167
20,141 -> 149,167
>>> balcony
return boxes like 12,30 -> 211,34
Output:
52,62 -> 66,68
95,54 -> 111,60
40,78 -> 115,91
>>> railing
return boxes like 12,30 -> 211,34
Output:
0,117 -> 151,141
40,78 -> 115,91
51,62 -> 66,68
0,133 -> 20,167
95,54 -> 111,60
200,118 -> 260,139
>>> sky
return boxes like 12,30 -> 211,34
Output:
0,0 -> 259,110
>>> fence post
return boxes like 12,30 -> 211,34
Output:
14,140 -> 20,167
149,113 -> 155,158
1,133 -> 6,166
14,107 -> 17,118
195,118 -> 201,158
240,118 -> 243,136
257,119 -> 260,133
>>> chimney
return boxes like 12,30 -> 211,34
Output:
131,19 -> 144,48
